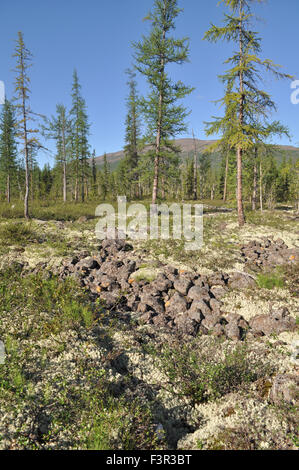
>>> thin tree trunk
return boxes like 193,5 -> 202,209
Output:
223,151 -> 229,202
152,26 -> 166,205
259,160 -> 263,212
237,0 -> 246,226
211,184 -> 215,201
237,147 -> 245,225
23,121 -> 29,217
153,98 -> 162,205
252,146 -> 258,211
192,130 -> 198,200
63,162 -> 67,202
6,175 -> 10,203
30,160 -> 34,202
17,173 -> 23,201
62,129 -> 67,203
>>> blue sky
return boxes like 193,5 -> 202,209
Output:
0,0 -> 298,167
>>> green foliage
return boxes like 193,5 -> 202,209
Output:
82,398 -> 161,450
43,103 -> 72,201
70,69 -> 91,202
149,339 -> 272,405
0,99 -> 18,201
0,267 -> 165,450
204,0 -> 291,224
133,0 -> 193,200
0,271 -> 96,336
0,221 -> 37,245
257,271 -> 285,290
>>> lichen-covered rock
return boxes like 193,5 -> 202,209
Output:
165,292 -> 188,316
228,272 -> 256,289
173,277 -> 193,296
269,374 -> 299,405
249,310 -> 296,336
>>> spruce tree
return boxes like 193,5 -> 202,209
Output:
0,99 -> 18,202
133,0 -> 193,204
204,0 -> 291,226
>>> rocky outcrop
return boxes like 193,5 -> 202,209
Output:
241,238 -> 299,270
54,235 -> 296,341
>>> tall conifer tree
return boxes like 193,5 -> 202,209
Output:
0,99 -> 18,202
13,31 -> 40,218
204,0 -> 291,226
70,70 -> 90,202
133,0 -> 193,204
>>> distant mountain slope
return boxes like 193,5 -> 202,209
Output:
92,138 -> 299,170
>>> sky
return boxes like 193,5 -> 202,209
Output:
0,0 -> 299,167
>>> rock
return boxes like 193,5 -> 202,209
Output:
77,216 -> 89,224
208,273 -> 227,287
249,313 -> 296,336
210,286 -> 228,300
165,293 -> 188,316
187,305 -> 204,323
269,374 -> 299,405
241,238 -> 299,270
140,294 -> 165,315
209,298 -> 222,313
76,257 -> 100,271
173,277 -> 193,296
152,274 -> 173,292
228,272 -> 256,289
187,285 -> 211,302
99,291 -> 120,309
225,322 -> 242,341
210,323 -> 225,337
201,313 -> 223,331
189,299 -> 212,317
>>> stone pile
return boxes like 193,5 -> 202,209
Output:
241,238 -> 299,270
57,236 -> 296,340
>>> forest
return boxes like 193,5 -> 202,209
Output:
0,0 -> 298,223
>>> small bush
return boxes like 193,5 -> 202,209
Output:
257,271 -> 285,290
0,221 -> 38,246
0,270 -> 96,337
152,339 -> 273,405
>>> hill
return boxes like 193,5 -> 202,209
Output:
92,138 -> 299,170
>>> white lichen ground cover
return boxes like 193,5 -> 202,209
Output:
0,208 -> 298,450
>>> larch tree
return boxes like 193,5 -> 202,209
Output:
0,99 -> 18,202
204,0 -> 291,226
133,0 -> 193,205
43,104 -> 71,202
70,70 -> 90,202
91,149 -> 97,196
192,130 -> 198,200
13,31 -> 39,218
123,69 -> 142,198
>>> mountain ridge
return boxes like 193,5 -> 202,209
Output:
92,138 -> 299,169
